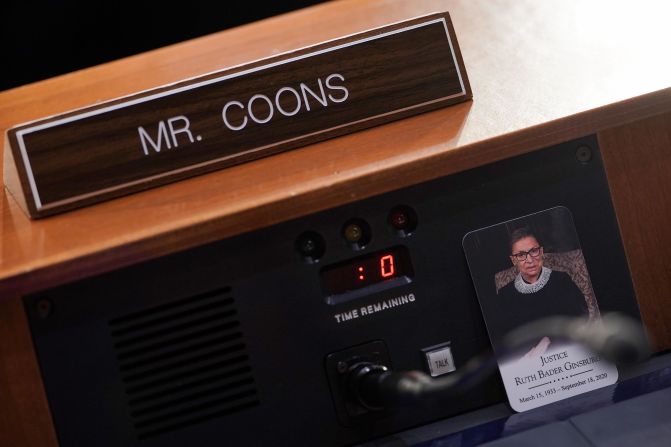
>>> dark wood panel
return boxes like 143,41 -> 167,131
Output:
599,111 -> 671,351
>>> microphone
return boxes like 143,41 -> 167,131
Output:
503,312 -> 651,364
346,313 -> 650,409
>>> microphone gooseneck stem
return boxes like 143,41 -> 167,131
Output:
347,313 -> 650,410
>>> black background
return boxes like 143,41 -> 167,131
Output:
1,1 -> 325,91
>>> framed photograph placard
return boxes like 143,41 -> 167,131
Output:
463,206 -> 617,412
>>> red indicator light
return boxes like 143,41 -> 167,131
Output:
380,254 -> 395,277
390,211 -> 408,229
358,266 -> 365,281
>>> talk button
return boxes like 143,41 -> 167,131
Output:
422,343 -> 456,377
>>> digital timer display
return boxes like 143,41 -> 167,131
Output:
320,246 -> 414,296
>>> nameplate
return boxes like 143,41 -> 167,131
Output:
4,12 -> 470,218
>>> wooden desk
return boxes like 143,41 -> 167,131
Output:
1,0 -> 671,445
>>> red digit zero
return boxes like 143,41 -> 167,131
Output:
380,255 -> 395,278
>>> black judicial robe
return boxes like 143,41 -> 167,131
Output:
491,269 -> 587,352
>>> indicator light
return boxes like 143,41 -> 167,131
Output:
388,205 -> 418,236
341,218 -> 372,250
389,211 -> 408,230
344,224 -> 363,243
295,231 -> 326,262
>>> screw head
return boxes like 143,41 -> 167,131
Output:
576,146 -> 593,163
36,299 -> 53,319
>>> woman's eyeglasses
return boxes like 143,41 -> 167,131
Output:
512,246 -> 542,261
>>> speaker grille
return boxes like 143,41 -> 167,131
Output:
109,287 -> 259,440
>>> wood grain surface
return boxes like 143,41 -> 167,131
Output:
7,13 -> 470,218
0,296 -> 58,447
599,111 -> 671,350
1,0 -> 670,297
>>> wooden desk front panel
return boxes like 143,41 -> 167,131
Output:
599,111 -> 671,350
0,297 -> 58,447
1,115 -> 670,447
1,0 -> 671,445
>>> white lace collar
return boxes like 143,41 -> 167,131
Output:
514,267 -> 552,294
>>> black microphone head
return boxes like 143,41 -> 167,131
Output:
502,312 -> 651,364
584,313 -> 652,364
